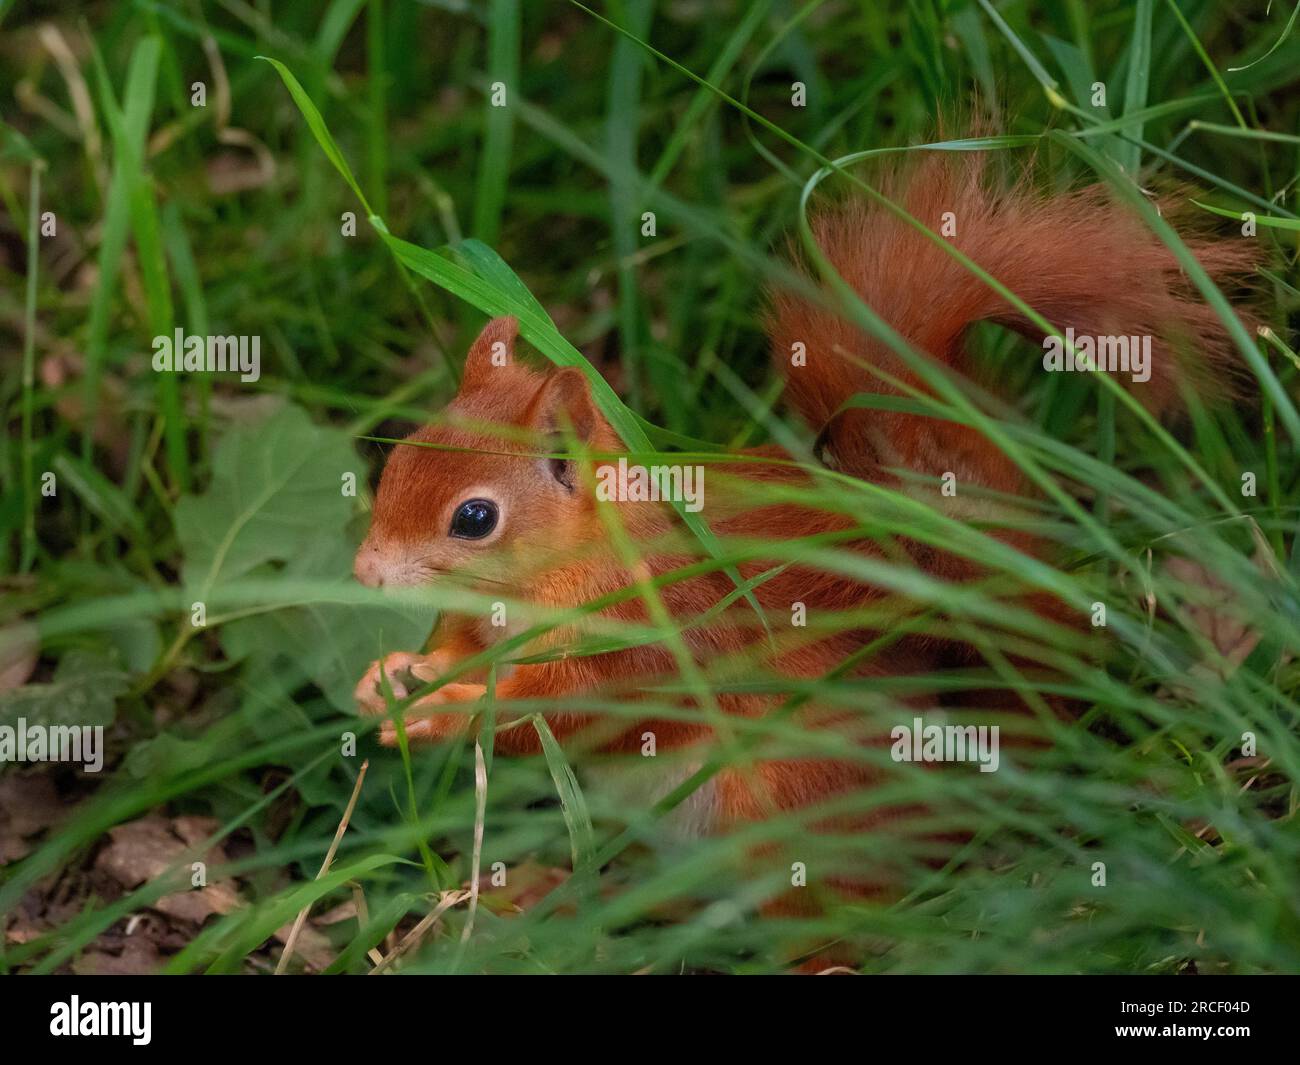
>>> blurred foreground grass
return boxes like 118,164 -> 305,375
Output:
1,0 -> 1299,973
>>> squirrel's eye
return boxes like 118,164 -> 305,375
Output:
449,498 -> 499,540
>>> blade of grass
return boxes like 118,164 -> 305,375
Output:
81,37 -> 160,468
366,0 -> 389,218
19,157 -> 42,572
275,758 -> 370,973
1163,0 -> 1247,127
472,0 -> 518,245
605,0 -> 654,413
646,0 -> 772,188
1116,0 -> 1153,177
1226,0 -> 1300,72
1191,198 -> 1300,231
532,715 -> 596,881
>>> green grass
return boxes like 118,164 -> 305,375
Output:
1,0 -> 1299,974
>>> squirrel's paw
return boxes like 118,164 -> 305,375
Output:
354,651 -> 443,716
377,683 -> 488,746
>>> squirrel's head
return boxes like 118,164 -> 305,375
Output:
354,316 -> 619,591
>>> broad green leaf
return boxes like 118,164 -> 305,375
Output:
174,404 -> 357,595
175,404 -> 428,711
0,649 -> 127,733
222,537 -> 430,713
123,732 -> 210,780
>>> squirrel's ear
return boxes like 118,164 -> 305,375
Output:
461,315 -> 519,390
525,368 -> 603,490
524,366 -> 599,441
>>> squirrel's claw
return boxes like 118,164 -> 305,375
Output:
354,651 -> 432,715
376,683 -> 488,746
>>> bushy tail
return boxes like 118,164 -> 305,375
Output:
767,150 -> 1257,491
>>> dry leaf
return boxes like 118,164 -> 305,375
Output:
0,622 -> 38,691
71,935 -> 163,976
95,814 -> 242,926
0,772 -> 66,836
314,899 -> 358,926
1165,555 -> 1264,676
273,920 -> 335,971
472,859 -> 570,915
96,816 -> 190,888
155,881 -> 242,923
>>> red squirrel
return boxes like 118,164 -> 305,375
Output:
352,151 -> 1251,856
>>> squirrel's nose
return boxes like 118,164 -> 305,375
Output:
354,544 -> 385,587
